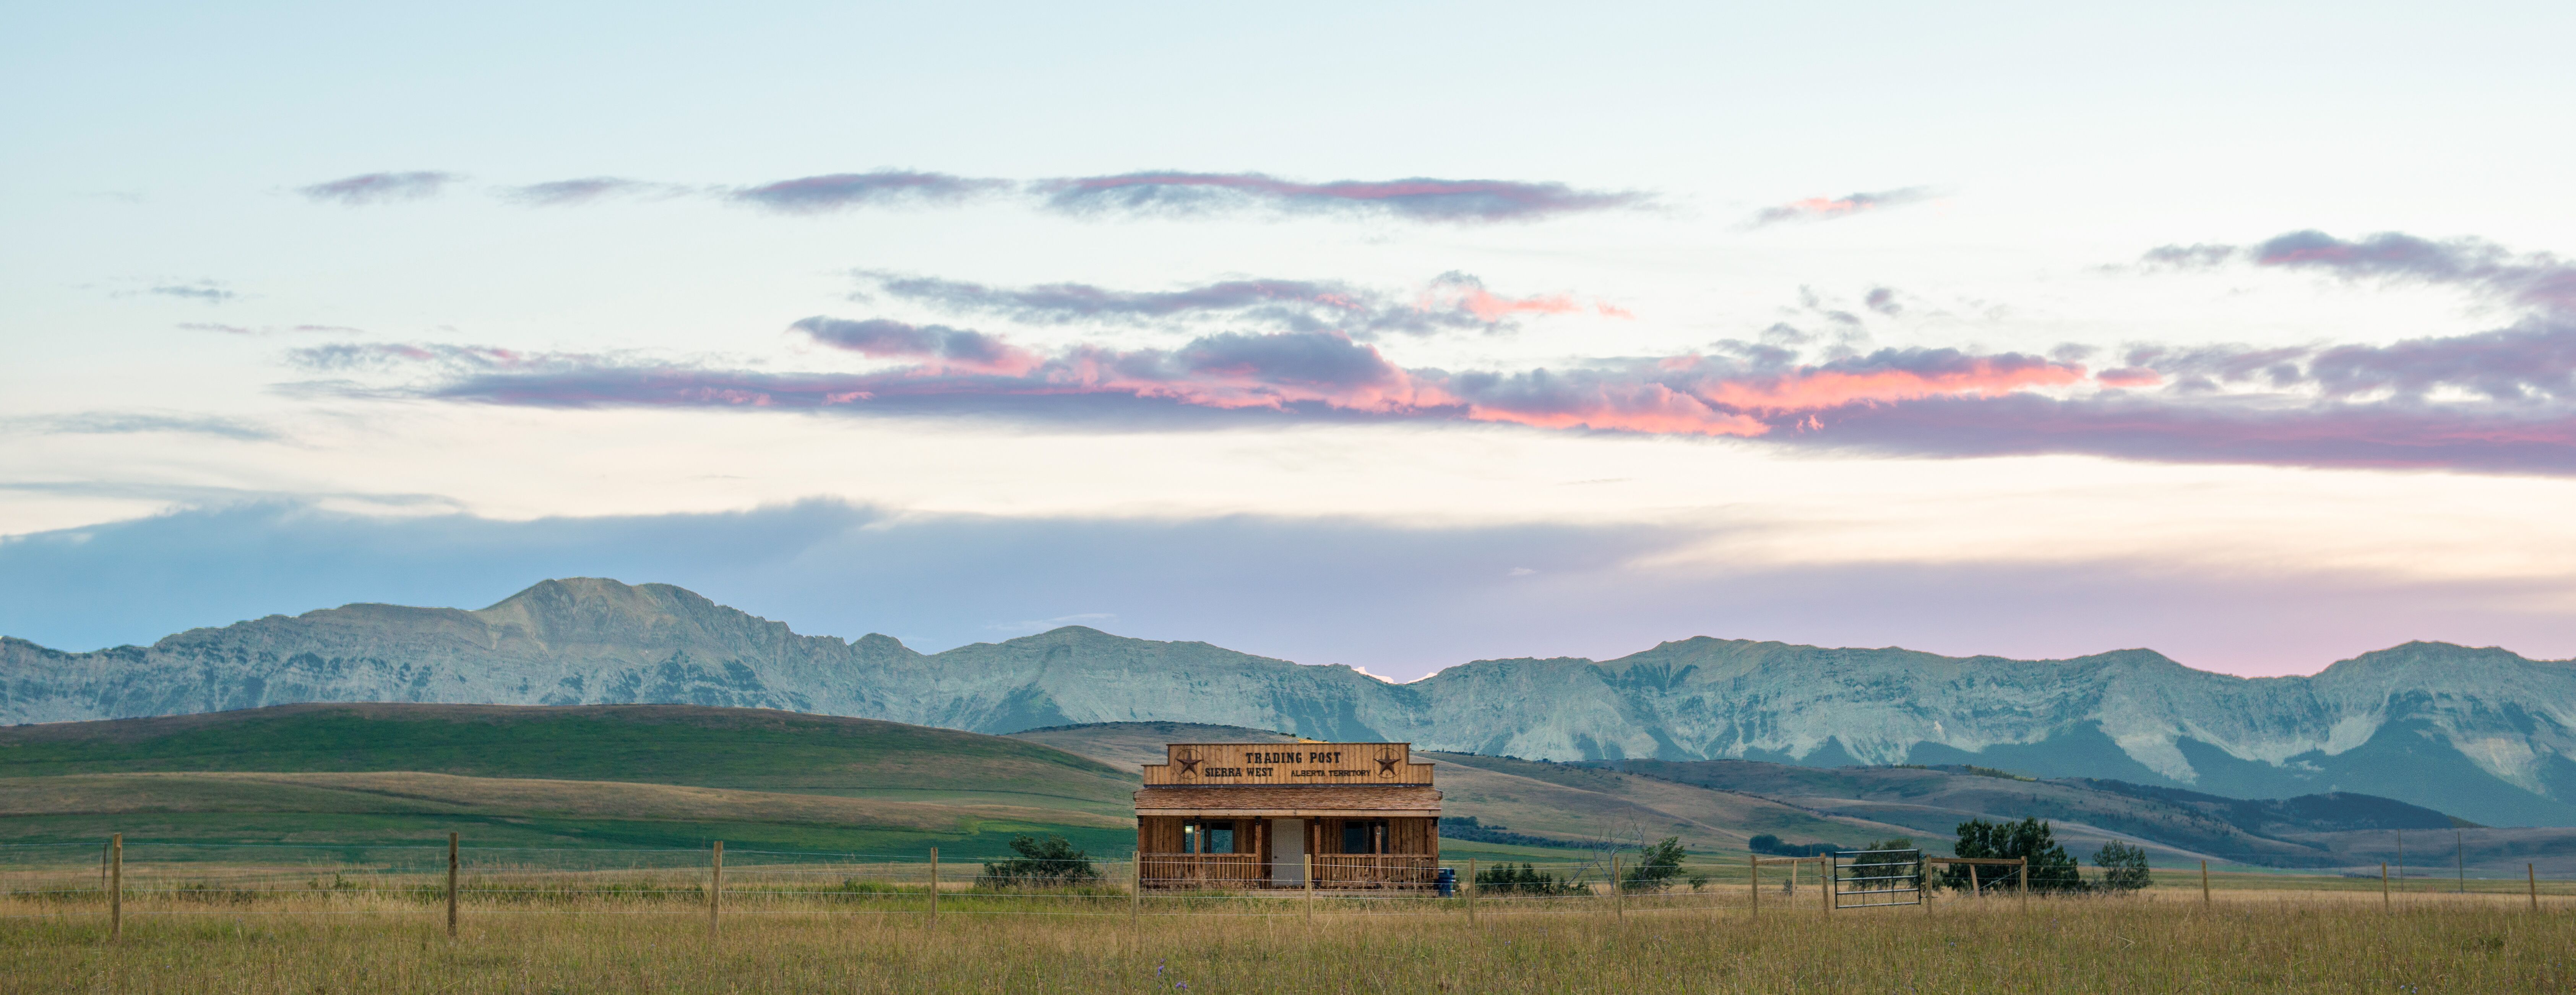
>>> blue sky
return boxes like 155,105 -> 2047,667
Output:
5,1 -> 2574,677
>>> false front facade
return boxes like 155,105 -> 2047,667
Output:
1135,742 -> 1440,889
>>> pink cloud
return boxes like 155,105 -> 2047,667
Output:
1700,357 -> 2085,412
364,322 -> 2083,444
1750,187 -> 1936,227
321,303 -> 2576,476
1416,272 -> 1627,324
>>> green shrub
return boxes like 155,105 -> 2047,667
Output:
2093,841 -> 2151,893
1474,862 -> 1579,895
976,834 -> 1100,889
1943,818 -> 2088,894
1619,837 -> 1687,892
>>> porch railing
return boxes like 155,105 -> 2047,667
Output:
1314,854 -> 1438,889
1138,853 -> 1267,889
1137,853 -> 1440,890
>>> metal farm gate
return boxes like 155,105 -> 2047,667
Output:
1831,848 -> 1924,909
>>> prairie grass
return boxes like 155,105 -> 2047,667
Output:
3,886 -> 2572,993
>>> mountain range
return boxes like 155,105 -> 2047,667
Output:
5,577 -> 2573,827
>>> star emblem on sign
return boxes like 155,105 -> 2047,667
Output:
1176,749 -> 1202,776
1376,749 -> 1401,777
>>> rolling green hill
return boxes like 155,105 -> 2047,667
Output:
1010,722 -> 1909,860
0,704 -> 1139,856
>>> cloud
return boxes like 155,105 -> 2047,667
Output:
501,177 -> 670,206
1420,272 -> 1600,322
453,169 -> 1649,224
296,171 -> 458,205
855,270 -> 1623,338
729,171 -> 1011,213
2095,366 -> 2161,388
791,317 -> 1042,375
862,272 -> 1370,324
2255,231 -> 2576,316
1035,172 -> 1648,222
5,411 -> 277,442
273,227 -> 2576,477
2139,230 -> 2576,317
2096,228 -> 2576,419
285,342 -> 561,381
1779,313 -> 2576,472
2136,243 -> 2238,270
147,282 -> 235,304
1783,389 -> 2576,475
307,319 -> 2086,442
294,303 -> 2576,476
1750,187 -> 1936,226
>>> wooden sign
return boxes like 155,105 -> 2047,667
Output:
1141,742 -> 1434,786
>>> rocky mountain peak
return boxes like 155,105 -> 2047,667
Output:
5,580 -> 2574,826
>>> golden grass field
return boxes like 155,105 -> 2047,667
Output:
5,867 -> 2574,994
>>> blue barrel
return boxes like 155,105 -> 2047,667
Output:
1436,867 -> 1457,897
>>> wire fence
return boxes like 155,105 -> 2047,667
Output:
5,838 -> 2571,934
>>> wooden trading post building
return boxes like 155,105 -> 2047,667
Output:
1135,742 -> 1441,889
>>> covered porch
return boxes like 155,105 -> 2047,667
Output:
1135,785 -> 1442,890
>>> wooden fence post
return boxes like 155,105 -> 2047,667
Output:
927,848 -> 938,925
2199,859 -> 2210,906
2382,862 -> 2389,910
445,831 -> 458,938
1304,854 -> 1314,921
1465,859 -> 1476,925
1824,855 -> 1836,915
1611,854 -> 1623,920
2531,864 -> 2540,912
1130,857 -> 1141,925
708,840 -> 723,936
2016,857 -> 2027,911
1748,857 -> 1759,920
109,833 -> 122,941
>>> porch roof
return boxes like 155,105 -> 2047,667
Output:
1134,785 -> 1442,818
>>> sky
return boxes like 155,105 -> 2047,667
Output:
5,1 -> 2574,679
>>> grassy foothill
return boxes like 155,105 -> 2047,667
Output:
0,705 -> 1141,859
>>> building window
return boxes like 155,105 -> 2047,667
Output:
1184,820 -> 1236,854
1342,820 -> 1386,854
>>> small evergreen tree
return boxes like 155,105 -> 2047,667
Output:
1619,837 -> 1687,892
977,834 -> 1099,888
1942,818 -> 2088,894
1474,862 -> 1575,895
1846,837 -> 1922,894
2093,840 -> 2152,893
